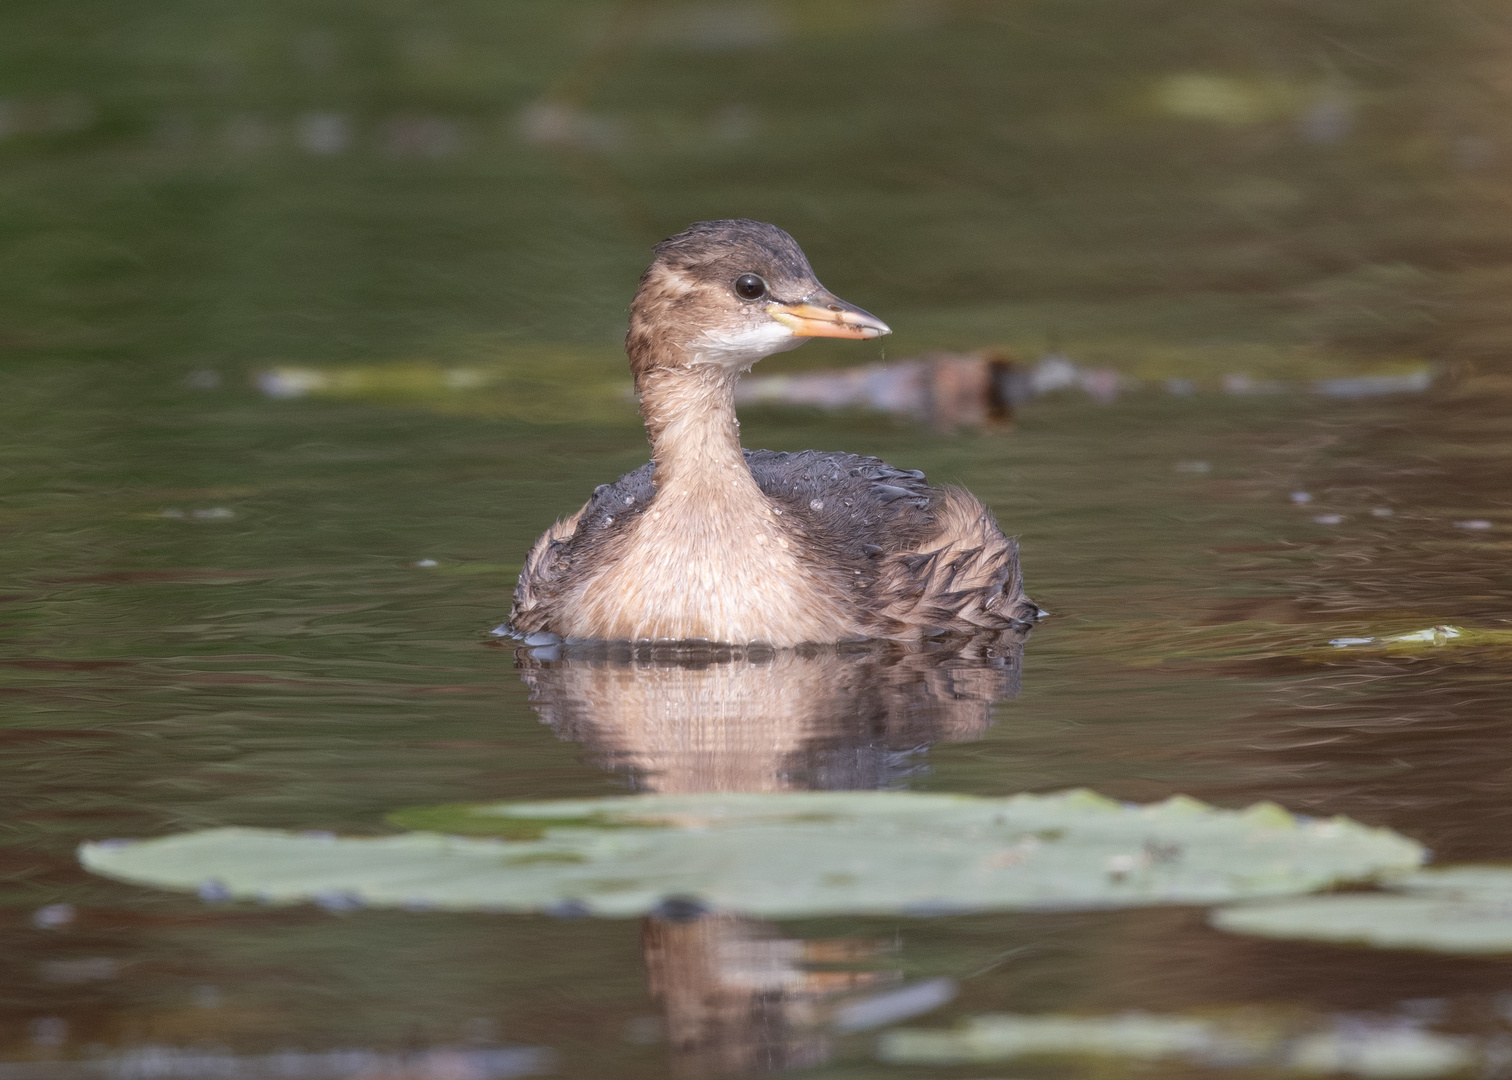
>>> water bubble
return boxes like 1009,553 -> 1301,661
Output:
413,558 -> 439,568
256,367 -> 328,398
1455,519 -> 1493,530
1029,355 -> 1078,394
1290,492 -> 1313,504
1313,514 -> 1344,526
32,903 -> 76,929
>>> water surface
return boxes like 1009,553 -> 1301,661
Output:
5,0 -> 1512,1076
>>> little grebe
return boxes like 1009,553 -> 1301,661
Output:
506,219 -> 1036,647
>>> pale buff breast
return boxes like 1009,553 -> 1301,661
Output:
550,481 -> 859,646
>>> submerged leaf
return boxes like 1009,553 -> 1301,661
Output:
1213,865 -> 1512,954
80,790 -> 1424,918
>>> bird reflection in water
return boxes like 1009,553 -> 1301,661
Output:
511,631 -> 1027,1078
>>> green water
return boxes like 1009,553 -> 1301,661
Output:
5,1 -> 1512,1077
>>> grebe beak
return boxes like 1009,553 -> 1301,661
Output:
769,291 -> 892,340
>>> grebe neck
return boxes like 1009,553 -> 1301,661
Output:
636,365 -> 752,493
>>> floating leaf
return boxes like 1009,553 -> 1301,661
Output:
252,351 -> 636,424
878,1011 -> 1474,1078
1394,865 -> 1512,895
880,1012 -> 1253,1064
80,790 -> 1424,918
1325,625 -> 1512,653
1329,625 -> 1463,649
1213,865 -> 1512,954
1287,1029 -> 1474,1079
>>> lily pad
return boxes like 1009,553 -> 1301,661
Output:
80,790 -> 1423,918
878,1011 -> 1474,1078
1213,865 -> 1512,954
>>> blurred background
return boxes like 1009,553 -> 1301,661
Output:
6,2 -> 1512,1079
10,0 -> 1512,388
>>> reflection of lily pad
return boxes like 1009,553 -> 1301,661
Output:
878,1011 -> 1474,1078
1213,865 -> 1512,954
387,804 -> 665,841
80,790 -> 1423,918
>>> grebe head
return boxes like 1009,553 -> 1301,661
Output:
627,219 -> 891,381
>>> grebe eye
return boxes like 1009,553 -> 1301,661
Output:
733,274 -> 767,300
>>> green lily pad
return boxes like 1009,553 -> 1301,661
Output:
1213,865 -> 1512,954
79,790 -> 1424,918
878,1011 -> 1474,1078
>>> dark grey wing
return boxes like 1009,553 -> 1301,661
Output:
562,450 -> 943,566
743,448 -> 940,561
563,461 -> 658,552
747,448 -> 1037,637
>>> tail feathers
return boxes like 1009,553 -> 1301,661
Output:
507,510 -> 584,634
868,490 -> 1038,638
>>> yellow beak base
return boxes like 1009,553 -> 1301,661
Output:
769,301 -> 891,340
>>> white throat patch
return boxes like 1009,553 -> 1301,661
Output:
694,321 -> 806,369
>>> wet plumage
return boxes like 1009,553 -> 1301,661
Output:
506,220 -> 1036,647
